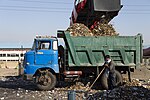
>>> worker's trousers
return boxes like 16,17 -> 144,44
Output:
108,72 -> 116,90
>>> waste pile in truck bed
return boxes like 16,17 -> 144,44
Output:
66,22 -> 118,36
66,23 -> 93,36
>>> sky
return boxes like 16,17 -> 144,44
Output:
0,0 -> 150,48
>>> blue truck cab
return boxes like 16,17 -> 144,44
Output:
23,36 -> 59,90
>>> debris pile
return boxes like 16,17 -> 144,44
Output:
66,22 -> 118,36
86,78 -> 150,99
87,86 -> 150,100
0,76 -> 149,100
123,78 -> 142,86
92,22 -> 119,36
66,23 -> 93,36
68,82 -> 86,90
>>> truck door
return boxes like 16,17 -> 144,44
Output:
35,41 -> 53,65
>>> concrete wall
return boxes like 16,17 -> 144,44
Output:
0,61 -> 19,68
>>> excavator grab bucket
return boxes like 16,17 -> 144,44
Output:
94,0 -> 122,11
70,0 -> 122,28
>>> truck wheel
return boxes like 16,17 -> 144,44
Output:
35,71 -> 56,90
100,70 -> 123,90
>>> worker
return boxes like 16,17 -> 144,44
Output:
58,45 -> 64,67
103,55 -> 116,90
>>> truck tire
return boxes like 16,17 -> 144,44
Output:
35,71 -> 56,90
100,70 -> 123,90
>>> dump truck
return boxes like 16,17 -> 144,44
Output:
20,0 -> 143,90
21,31 -> 143,90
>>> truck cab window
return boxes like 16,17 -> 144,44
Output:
53,41 -> 58,50
38,42 -> 51,50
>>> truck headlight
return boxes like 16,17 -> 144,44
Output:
26,62 -> 30,65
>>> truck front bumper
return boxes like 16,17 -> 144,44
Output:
18,67 -> 33,81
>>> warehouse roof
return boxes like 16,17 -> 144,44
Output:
0,48 -> 30,51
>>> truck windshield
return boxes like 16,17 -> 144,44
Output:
31,40 -> 51,50
37,41 -> 51,50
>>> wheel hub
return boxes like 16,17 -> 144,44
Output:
38,73 -> 52,86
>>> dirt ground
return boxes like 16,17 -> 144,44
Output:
0,66 -> 149,100
123,65 -> 150,80
0,68 -> 18,76
0,65 -> 149,78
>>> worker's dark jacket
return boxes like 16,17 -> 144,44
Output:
104,60 -> 116,89
104,60 -> 115,73
108,61 -> 115,74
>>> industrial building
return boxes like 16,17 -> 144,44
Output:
0,48 -> 30,68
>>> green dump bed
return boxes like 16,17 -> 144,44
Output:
58,31 -> 143,68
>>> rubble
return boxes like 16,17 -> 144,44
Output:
92,22 -> 119,36
0,77 -> 68,100
86,78 -> 150,100
0,76 -> 149,100
66,23 -> 93,36
87,86 -> 150,100
123,78 -> 142,86
66,22 -> 119,36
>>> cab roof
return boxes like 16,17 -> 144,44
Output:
35,35 -> 57,41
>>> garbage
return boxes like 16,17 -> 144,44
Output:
66,22 -> 119,36
66,23 -> 93,36
0,76 -> 149,100
92,22 -> 119,36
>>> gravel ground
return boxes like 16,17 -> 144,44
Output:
0,66 -> 149,100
